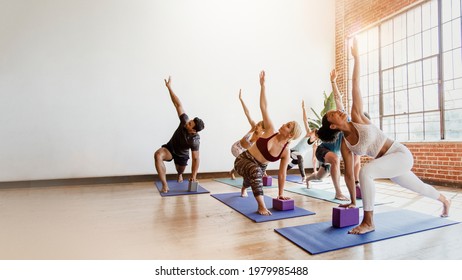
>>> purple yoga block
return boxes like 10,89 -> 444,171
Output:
332,207 -> 359,228
356,185 -> 362,199
272,198 -> 294,211
262,176 -> 272,186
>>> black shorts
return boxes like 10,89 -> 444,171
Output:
315,146 -> 331,162
315,146 -> 332,172
161,143 -> 189,166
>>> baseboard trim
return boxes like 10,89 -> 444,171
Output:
1,168 -> 460,189
0,175 -> 156,189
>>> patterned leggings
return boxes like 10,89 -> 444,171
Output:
234,150 -> 268,197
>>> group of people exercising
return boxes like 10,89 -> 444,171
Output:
154,39 -> 451,235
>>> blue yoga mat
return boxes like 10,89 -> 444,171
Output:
211,192 -> 315,223
213,177 -> 278,188
282,174 -> 306,184
154,180 -> 209,197
275,209 -> 460,255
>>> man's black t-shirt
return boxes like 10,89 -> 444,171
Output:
165,113 -> 200,158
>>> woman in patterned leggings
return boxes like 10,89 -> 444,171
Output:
234,71 -> 302,215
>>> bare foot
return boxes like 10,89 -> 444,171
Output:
301,177 -> 306,183
177,174 -> 183,183
306,180 -> 311,189
348,222 -> 375,234
240,187 -> 248,197
441,199 -> 451,218
161,186 -> 169,193
335,194 -> 349,201
230,171 -> 236,180
258,207 -> 272,216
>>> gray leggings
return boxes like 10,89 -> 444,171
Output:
234,150 -> 268,197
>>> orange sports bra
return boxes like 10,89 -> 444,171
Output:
256,133 -> 289,162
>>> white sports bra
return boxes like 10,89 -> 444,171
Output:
344,122 -> 388,158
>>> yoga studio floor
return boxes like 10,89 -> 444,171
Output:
0,176 -> 461,260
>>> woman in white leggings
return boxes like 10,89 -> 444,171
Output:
316,38 -> 451,234
359,141 -> 441,211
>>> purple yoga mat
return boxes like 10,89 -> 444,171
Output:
211,191 -> 315,223
155,180 -> 209,197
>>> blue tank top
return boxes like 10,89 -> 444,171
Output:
319,132 -> 343,155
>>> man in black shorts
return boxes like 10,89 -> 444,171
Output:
154,76 -> 205,193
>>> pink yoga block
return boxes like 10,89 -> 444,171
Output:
332,207 -> 359,228
262,176 -> 272,186
356,185 -> 362,199
272,198 -> 294,211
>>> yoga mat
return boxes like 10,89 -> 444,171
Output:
276,175 -> 326,185
213,178 -> 278,188
154,180 -> 209,197
286,186 -> 359,205
285,186 -> 392,208
284,174 -> 305,184
275,209 -> 460,255
213,177 -> 244,187
211,192 -> 315,223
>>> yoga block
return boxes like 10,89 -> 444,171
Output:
188,181 -> 198,192
332,207 -> 359,228
263,176 -> 272,186
272,198 -> 294,211
356,185 -> 362,199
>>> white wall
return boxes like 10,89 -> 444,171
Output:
0,0 -> 335,181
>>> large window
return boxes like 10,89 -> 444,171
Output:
348,0 -> 462,141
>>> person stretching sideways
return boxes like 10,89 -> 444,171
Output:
154,76 -> 205,193
286,100 -> 317,183
316,39 -> 451,234
234,71 -> 302,215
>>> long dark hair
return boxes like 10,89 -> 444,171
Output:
317,114 -> 341,142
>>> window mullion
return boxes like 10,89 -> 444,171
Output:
379,26 -> 384,131
437,0 -> 445,140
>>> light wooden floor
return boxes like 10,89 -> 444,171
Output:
0,176 -> 461,260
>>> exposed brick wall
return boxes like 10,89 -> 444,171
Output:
404,142 -> 462,185
335,0 -> 462,187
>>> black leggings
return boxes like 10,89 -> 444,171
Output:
287,154 -> 305,177
234,150 -> 268,197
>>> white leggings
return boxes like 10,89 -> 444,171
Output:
359,141 -> 440,211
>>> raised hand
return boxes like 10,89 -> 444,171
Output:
330,69 -> 337,83
351,38 -> 359,58
164,76 -> 172,88
259,70 -> 265,86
